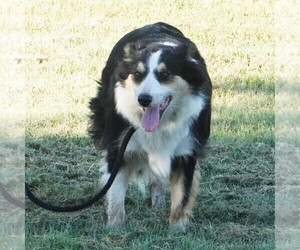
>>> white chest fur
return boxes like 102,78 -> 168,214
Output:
125,124 -> 194,179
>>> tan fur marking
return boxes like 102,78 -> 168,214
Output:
137,62 -> 146,73
172,76 -> 190,95
170,168 -> 200,229
157,62 -> 167,72
123,43 -> 132,62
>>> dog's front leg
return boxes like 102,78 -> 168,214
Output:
100,163 -> 129,226
100,148 -> 131,226
170,156 -> 199,231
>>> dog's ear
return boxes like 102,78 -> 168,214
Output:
186,43 -> 202,63
123,43 -> 134,62
183,43 -> 212,91
186,42 -> 212,144
123,41 -> 146,61
172,42 -> 201,64
183,58 -> 209,88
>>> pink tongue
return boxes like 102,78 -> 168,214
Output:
141,107 -> 160,132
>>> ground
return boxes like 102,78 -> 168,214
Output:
4,1 -> 277,249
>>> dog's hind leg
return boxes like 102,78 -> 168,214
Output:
169,156 -> 199,231
150,181 -> 166,208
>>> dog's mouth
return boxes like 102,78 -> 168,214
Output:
141,96 -> 172,132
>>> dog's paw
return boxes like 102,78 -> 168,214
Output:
169,206 -> 190,232
152,193 -> 166,208
169,217 -> 189,232
107,210 -> 125,226
151,182 -> 166,208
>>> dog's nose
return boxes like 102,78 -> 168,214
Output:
138,93 -> 152,107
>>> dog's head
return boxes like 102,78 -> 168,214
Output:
114,39 -> 211,133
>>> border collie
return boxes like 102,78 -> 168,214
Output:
89,22 -> 212,230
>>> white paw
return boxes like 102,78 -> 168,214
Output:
107,210 -> 125,226
152,193 -> 166,208
170,217 -> 189,232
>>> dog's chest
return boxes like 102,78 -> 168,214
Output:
125,127 -> 193,178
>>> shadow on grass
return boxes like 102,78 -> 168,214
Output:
25,77 -> 275,249
25,127 -> 274,249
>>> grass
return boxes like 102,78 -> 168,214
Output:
275,3 -> 300,248
1,1 -> 25,249
22,0 -> 275,249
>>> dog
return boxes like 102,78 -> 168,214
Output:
89,22 -> 212,230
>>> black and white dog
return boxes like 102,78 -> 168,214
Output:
89,22 -> 212,230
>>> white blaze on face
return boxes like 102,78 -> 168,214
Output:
136,50 -> 162,104
136,50 -> 171,132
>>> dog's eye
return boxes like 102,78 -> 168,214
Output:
133,71 -> 143,81
159,72 -> 171,81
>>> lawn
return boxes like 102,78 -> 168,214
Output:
24,1 -> 275,249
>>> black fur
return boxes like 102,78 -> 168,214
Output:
89,22 -> 212,227
171,156 -> 197,207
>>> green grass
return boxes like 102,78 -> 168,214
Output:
22,0 -> 275,249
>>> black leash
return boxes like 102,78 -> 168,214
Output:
25,127 -> 136,212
